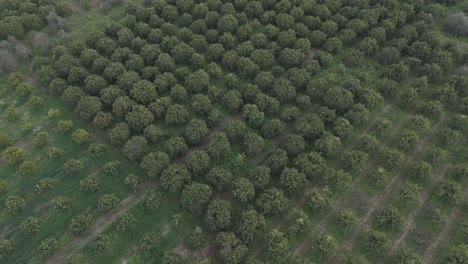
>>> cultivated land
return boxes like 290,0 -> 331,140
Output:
0,0 -> 467,263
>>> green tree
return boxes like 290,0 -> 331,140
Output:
314,234 -> 337,257
325,169 -> 352,190
250,166 -> 271,190
383,148 -> 405,171
237,209 -> 265,244
71,129 -> 89,144
256,188 -> 289,216
266,229 -> 290,263
20,217 -> 42,236
109,123 -> 130,147
187,227 -> 204,249
206,167 -> 232,191
165,104 -> 189,125
75,96 -> 102,121
124,174 -> 140,192
366,230 -> 388,254
376,205 -> 402,230
232,178 -> 255,203
116,214 -> 137,231
181,183 -> 213,215
63,159 -> 85,176
19,161 -> 38,175
0,239 -> 12,259
438,180 -> 463,203
297,113 -> 324,140
204,199 -> 232,231
123,136 -> 148,161
141,191 -> 162,212
165,137 -> 188,158
69,214 -> 92,235
5,195 -> 25,214
186,150 -> 211,177
446,244 -> 468,264
140,152 -> 170,178
89,234 -> 110,254
38,238 -> 58,259
125,105 -> 154,133
2,146 -> 25,164
97,194 -> 120,212
161,164 -> 191,194
130,80 -> 157,105
207,132 -> 232,161
280,168 -> 307,193
306,187 -> 332,211
80,175 -> 100,193
216,232 -> 247,264
185,119 -> 209,145
294,151 -> 326,180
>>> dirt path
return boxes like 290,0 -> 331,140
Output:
422,184 -> 468,264
328,114 -> 448,263
245,102 -> 395,262
385,165 -> 451,258
45,181 -> 158,264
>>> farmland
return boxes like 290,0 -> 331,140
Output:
0,0 -> 467,263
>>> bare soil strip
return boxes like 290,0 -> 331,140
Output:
328,114 -> 448,263
422,184 -> 468,264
